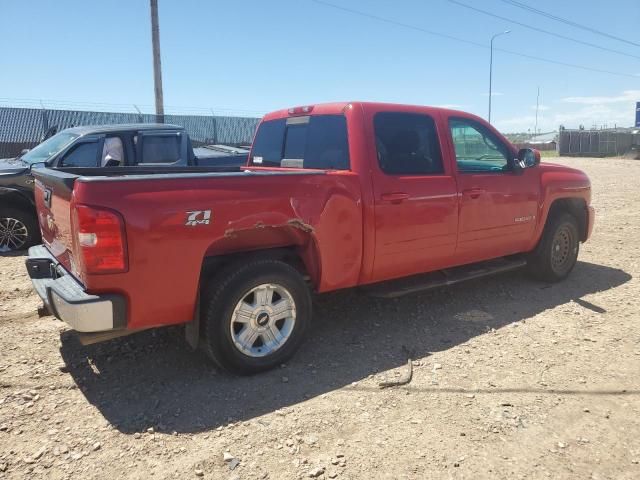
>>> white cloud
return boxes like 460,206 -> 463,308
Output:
495,103 -> 634,132
552,104 -> 631,126
530,105 -> 550,111
562,89 -> 640,105
495,115 -> 537,128
494,89 -> 638,132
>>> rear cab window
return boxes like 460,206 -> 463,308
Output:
250,115 -> 349,170
136,131 -> 184,165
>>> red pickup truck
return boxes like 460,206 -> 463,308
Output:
26,102 -> 594,374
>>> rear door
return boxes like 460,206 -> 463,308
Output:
447,117 -> 539,264
369,110 -> 458,281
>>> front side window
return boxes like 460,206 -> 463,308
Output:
374,112 -> 444,175
449,119 -> 510,173
140,134 -> 181,164
250,115 -> 349,170
59,141 -> 100,167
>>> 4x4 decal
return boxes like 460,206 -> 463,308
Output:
185,210 -> 211,226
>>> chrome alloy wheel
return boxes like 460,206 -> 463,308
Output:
0,217 -> 29,252
230,283 -> 296,358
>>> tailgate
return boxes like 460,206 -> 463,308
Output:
33,169 -> 79,276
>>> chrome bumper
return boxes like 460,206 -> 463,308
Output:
25,245 -> 126,332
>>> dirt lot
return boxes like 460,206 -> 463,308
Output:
1,156 -> 639,480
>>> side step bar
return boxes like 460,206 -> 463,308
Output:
363,256 -> 527,299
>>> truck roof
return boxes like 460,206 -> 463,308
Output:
63,123 -> 184,135
262,101 -> 470,121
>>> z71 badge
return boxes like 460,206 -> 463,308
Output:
185,210 -> 211,226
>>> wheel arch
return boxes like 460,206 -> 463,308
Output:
546,197 -> 588,242
200,244 -> 320,292
0,188 -> 36,214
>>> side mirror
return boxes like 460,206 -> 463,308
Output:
516,148 -> 541,169
20,148 -> 30,156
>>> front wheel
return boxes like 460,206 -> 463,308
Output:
0,207 -> 39,253
527,212 -> 580,282
200,259 -> 312,375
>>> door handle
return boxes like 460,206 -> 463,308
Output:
381,192 -> 410,203
462,188 -> 485,199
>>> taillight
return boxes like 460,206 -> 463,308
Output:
74,205 -> 127,274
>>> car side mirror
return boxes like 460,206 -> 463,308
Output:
516,148 -> 541,169
20,148 -> 30,156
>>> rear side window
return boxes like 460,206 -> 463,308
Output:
140,134 -> 181,164
250,115 -> 349,170
59,141 -> 100,167
374,112 -> 444,175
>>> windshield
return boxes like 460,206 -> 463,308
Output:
21,132 -> 79,164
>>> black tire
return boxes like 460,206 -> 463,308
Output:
527,211 -> 580,282
0,206 -> 39,253
200,259 -> 312,375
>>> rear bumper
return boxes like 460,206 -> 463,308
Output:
25,245 -> 127,332
585,206 -> 595,241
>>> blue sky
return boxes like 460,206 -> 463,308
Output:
1,0 -> 639,132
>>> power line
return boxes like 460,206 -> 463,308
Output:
312,0 -> 639,79
499,0 -> 640,48
449,0 -> 640,60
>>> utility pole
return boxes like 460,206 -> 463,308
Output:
534,86 -> 540,137
150,0 -> 164,123
488,30 -> 511,124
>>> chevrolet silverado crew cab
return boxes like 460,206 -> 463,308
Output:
26,102 -> 594,374
0,123 -> 247,252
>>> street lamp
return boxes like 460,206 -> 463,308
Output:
488,30 -> 511,124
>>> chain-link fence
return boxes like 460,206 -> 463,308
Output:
0,107 -> 261,157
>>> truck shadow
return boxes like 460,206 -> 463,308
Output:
0,249 -> 28,258
58,261 -> 631,434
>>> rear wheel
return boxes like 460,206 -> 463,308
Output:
200,259 -> 311,374
527,212 -> 579,282
0,207 -> 38,253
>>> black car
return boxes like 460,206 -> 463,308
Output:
0,124 -> 249,252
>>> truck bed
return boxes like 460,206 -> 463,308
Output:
32,166 -> 362,330
34,165 -> 324,194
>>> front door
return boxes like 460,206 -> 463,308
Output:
371,111 -> 458,282
447,117 -> 539,265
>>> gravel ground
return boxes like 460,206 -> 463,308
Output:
0,156 -> 639,480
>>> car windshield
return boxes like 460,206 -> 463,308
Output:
20,132 -> 79,164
